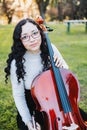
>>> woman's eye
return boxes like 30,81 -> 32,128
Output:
22,35 -> 28,40
33,31 -> 38,35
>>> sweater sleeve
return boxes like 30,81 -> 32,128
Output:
52,44 -> 69,69
10,60 -> 31,125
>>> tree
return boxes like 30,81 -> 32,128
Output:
1,0 -> 14,24
79,0 -> 87,18
58,1 -> 64,20
35,0 -> 50,19
57,0 -> 84,20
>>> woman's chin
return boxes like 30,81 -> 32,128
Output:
28,47 -> 40,53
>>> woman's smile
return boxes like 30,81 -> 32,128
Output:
29,43 -> 38,48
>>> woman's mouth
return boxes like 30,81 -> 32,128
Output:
30,43 -> 38,48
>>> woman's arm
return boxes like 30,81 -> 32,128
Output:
52,44 -> 69,69
10,59 -> 31,126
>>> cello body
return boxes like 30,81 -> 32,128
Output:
31,68 -> 87,130
31,16 -> 87,130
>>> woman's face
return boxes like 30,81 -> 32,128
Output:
21,22 -> 41,53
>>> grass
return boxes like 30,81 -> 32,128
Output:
0,23 -> 87,130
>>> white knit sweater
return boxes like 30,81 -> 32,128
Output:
10,44 -> 68,125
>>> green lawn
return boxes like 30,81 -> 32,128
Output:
0,23 -> 87,130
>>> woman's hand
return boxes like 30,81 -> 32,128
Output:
27,121 -> 34,130
35,122 -> 41,130
27,121 -> 41,130
53,54 -> 63,68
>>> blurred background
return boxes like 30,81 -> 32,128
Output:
0,0 -> 87,130
0,0 -> 87,24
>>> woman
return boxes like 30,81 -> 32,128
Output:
5,18 -> 87,130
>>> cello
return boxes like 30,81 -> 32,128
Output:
31,16 -> 87,130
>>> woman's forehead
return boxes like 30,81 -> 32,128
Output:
21,22 -> 38,34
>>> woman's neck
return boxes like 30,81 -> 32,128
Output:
27,49 -> 41,54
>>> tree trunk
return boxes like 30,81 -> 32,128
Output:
36,0 -> 50,19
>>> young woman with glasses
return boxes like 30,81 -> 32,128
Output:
4,18 -> 87,130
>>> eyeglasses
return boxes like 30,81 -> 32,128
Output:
20,30 -> 40,42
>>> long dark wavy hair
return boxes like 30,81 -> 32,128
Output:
4,18 -> 51,83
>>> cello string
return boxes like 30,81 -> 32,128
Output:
45,32 -> 72,113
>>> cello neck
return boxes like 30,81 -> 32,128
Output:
35,15 -> 72,113
44,32 -> 72,113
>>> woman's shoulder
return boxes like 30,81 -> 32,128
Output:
51,43 -> 60,53
51,43 -> 58,50
10,59 -> 16,73
11,59 -> 16,67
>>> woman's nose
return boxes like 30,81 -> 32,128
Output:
29,35 -> 35,41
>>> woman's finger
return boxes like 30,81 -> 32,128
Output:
53,54 -> 63,68
36,122 -> 41,130
53,54 -> 58,62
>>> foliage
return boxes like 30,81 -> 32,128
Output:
57,0 -> 87,20
35,0 -> 50,19
79,0 -> 87,19
0,23 -> 87,130
0,0 -> 14,24
0,0 -> 87,23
